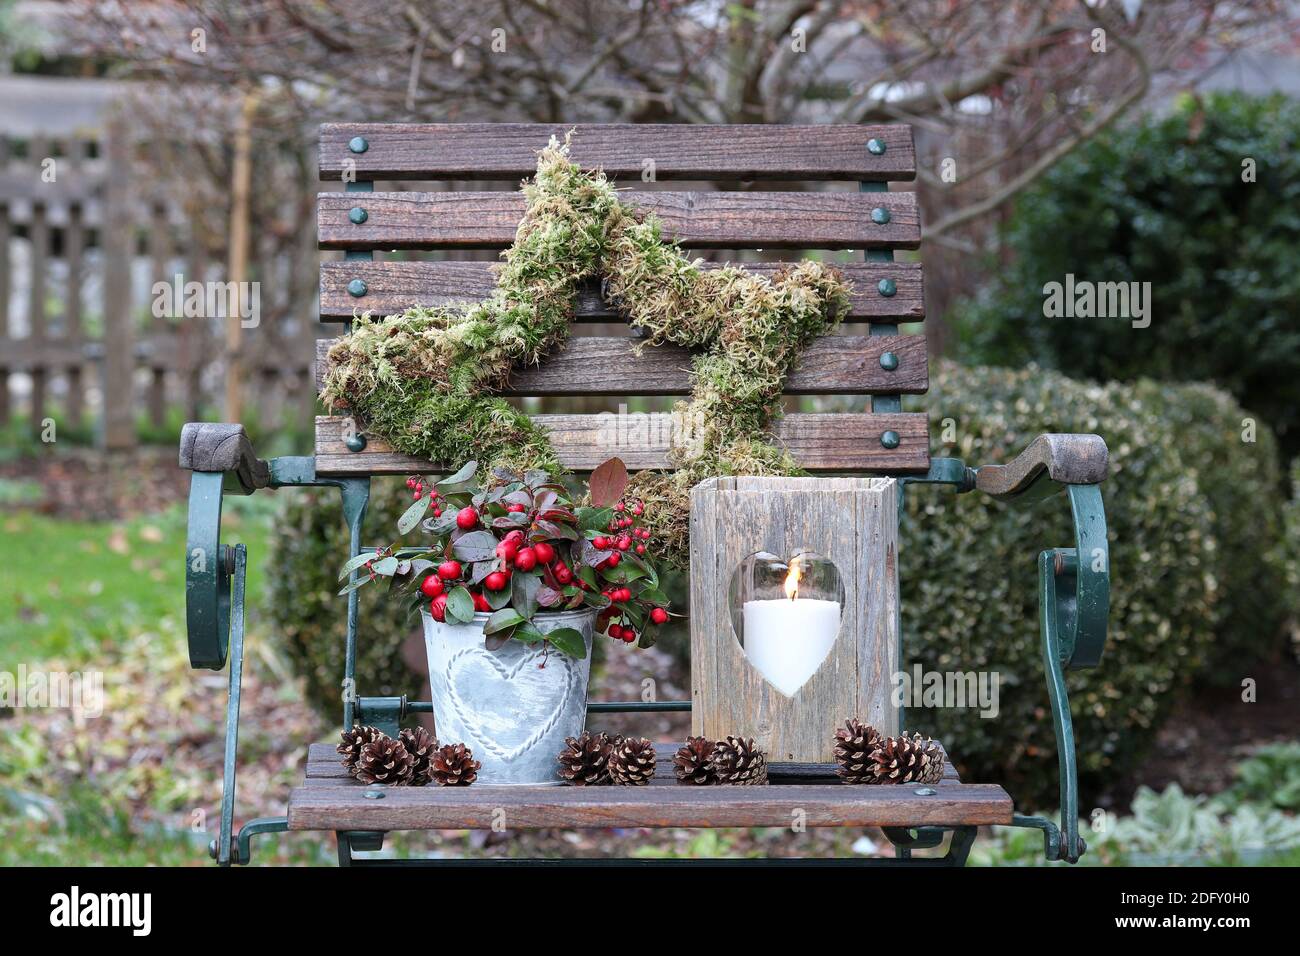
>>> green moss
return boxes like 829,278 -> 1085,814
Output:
321,136 -> 848,568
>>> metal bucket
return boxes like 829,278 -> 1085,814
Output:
421,606 -> 596,785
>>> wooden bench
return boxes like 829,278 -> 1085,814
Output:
179,122 -> 1110,867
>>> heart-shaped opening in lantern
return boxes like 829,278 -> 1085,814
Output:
728,550 -> 845,697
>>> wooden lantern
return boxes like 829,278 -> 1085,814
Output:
689,476 -> 900,762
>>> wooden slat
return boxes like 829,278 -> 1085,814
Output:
319,123 -> 916,182
316,335 -> 927,396
314,412 -> 929,475
318,191 -> 919,251
319,260 -> 924,323
288,780 -> 1008,831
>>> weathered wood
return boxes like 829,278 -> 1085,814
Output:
0,199 -> 9,425
64,199 -> 85,427
316,335 -> 928,396
318,191 -> 919,251
690,478 -> 900,762
288,779 -> 1009,831
178,422 -> 271,491
100,119 -> 134,450
319,260 -> 924,323
319,123 -> 916,182
976,433 -> 1110,498
314,413 -> 930,475
28,198 -> 47,430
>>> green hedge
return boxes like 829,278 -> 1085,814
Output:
1278,459 -> 1300,661
265,479 -> 428,719
265,363 -> 1288,806
951,92 -> 1300,456
899,361 -> 1286,807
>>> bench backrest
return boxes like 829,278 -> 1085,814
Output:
313,123 -> 928,477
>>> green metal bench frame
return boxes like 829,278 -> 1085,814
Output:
181,427 -> 1108,866
178,122 -> 1109,867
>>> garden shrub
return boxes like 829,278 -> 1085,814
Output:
266,478 -> 428,718
898,361 -> 1286,808
951,92 -> 1300,456
265,363 -> 1287,807
1278,458 -> 1300,661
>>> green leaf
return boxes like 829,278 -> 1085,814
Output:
452,530 -> 499,562
338,550 -> 383,580
638,587 -> 670,606
487,576 -> 513,609
512,572 -> 543,619
446,586 -> 475,623
514,622 -> 546,644
544,626 -> 587,659
337,576 -> 371,596
485,608 -> 525,634
397,495 -> 431,534
371,556 -> 400,576
577,506 -> 613,533
437,460 -> 478,489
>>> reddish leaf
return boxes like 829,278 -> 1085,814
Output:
589,457 -> 628,507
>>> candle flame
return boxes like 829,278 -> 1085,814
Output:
783,556 -> 803,601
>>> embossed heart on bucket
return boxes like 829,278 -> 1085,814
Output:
422,607 -> 596,784
443,645 -> 577,762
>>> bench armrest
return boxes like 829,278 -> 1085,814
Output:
974,433 -> 1107,500
179,422 -> 271,495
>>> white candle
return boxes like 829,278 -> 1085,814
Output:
742,597 -> 841,696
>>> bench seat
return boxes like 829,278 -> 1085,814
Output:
287,743 -> 1013,832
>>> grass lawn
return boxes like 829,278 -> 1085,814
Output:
0,496 -> 272,665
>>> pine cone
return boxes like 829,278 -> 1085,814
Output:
556,731 -> 613,786
431,743 -> 481,786
672,736 -> 718,785
869,733 -> 946,785
711,735 -> 768,786
399,726 -> 439,786
337,725 -> 387,777
608,736 -> 657,786
833,718 -> 883,785
355,736 -> 416,786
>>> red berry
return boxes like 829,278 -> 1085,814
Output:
514,547 -> 538,571
455,506 -> 479,530
496,540 -> 519,562
618,587 -> 633,602
650,607 -> 669,625
419,576 -> 445,599
472,591 -> 491,612
554,563 -> 573,585
617,536 -> 631,551
437,560 -> 462,580
605,553 -> 620,568
505,530 -> 525,544
614,502 -> 625,512
636,544 -> 646,555
433,508 -> 442,517
484,571 -> 508,591
632,502 -> 644,516
608,624 -> 623,641
406,478 -> 414,489
429,594 -> 448,622
533,542 -> 555,563
505,503 -> 525,513
622,627 -> 637,643
593,536 -> 609,550
412,491 -> 421,500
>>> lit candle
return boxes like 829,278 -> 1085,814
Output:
741,555 -> 841,696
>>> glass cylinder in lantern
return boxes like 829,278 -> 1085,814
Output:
729,550 -> 845,698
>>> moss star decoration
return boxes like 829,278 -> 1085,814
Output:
321,134 -> 851,569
